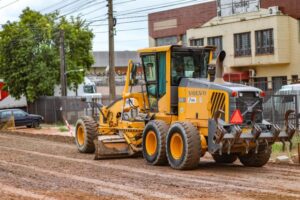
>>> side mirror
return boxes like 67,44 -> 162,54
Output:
130,63 -> 139,85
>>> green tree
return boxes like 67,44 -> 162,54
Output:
0,8 -> 94,102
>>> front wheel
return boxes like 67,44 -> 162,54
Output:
212,153 -> 238,164
32,121 -> 40,128
166,122 -> 201,170
142,120 -> 169,165
75,116 -> 98,153
238,146 -> 271,167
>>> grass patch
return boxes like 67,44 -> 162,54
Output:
271,134 -> 300,157
58,125 -> 69,132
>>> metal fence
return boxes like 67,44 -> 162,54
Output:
27,96 -> 113,124
27,79 -> 300,128
263,93 -> 300,130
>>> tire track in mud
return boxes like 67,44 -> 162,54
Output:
0,145 -> 299,199
0,182 -> 57,200
0,160 -> 179,200
0,134 -> 74,149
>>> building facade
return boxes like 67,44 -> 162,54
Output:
187,9 -> 300,91
90,51 -> 141,75
148,1 -> 217,47
148,0 -> 300,91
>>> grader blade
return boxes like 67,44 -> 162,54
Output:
94,135 -> 134,160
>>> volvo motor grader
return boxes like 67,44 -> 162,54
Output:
75,45 -> 296,170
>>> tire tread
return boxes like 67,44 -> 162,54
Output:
167,122 -> 201,170
238,146 -> 271,167
142,120 -> 169,165
75,116 -> 98,153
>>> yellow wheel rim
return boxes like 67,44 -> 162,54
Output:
145,131 -> 157,156
170,133 -> 183,160
77,125 -> 85,146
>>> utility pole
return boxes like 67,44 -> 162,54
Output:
108,0 -> 116,100
60,29 -> 67,96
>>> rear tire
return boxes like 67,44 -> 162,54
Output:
75,116 -> 98,153
212,153 -> 238,164
238,146 -> 271,167
142,120 -> 169,165
166,122 -> 201,170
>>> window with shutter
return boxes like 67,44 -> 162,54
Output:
255,29 -> 274,54
234,32 -> 251,57
190,38 -> 204,47
207,36 -> 222,59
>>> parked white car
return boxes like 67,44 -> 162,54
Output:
263,83 -> 300,128
54,77 -> 102,98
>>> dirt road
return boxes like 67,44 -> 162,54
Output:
0,132 -> 299,200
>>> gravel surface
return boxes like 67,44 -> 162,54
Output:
0,132 -> 299,200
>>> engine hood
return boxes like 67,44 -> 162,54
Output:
180,78 -> 262,93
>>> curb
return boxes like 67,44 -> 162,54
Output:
0,130 -> 75,144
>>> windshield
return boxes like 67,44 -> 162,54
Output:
171,50 -> 210,86
83,85 -> 95,94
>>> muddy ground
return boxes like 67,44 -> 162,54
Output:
0,132 -> 299,200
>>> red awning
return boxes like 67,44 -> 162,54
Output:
0,82 -> 9,101
223,71 -> 249,82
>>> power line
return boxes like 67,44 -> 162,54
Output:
0,0 -> 20,10
114,0 -> 136,6
93,27 -> 147,34
86,0 -> 208,23
116,0 -> 207,16
50,0 -> 90,14
39,0 -> 67,12
59,1 -> 106,18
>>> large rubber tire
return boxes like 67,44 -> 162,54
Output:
75,116 -> 98,153
142,120 -> 169,165
212,153 -> 238,164
238,146 -> 271,167
166,122 -> 201,170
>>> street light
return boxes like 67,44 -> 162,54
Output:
63,68 -> 85,96
64,68 -> 84,76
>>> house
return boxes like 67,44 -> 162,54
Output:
90,51 -> 141,75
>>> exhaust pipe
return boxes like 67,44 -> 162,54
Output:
214,50 -> 226,84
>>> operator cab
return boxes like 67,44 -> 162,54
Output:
139,45 -> 213,114
171,46 -> 211,85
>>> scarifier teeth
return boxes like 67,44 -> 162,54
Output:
215,125 -> 227,144
281,139 -> 286,152
271,124 -> 281,142
255,140 -> 259,154
233,125 -> 242,143
245,140 -> 250,154
251,124 -> 262,140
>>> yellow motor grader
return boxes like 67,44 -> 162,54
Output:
75,45 -> 296,170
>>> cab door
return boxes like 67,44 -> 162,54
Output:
141,53 -> 166,113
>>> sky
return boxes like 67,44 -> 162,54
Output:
0,0 -> 211,51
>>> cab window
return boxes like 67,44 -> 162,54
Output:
171,50 -> 210,86
143,55 -> 156,82
84,85 -> 95,93
141,52 -> 166,112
